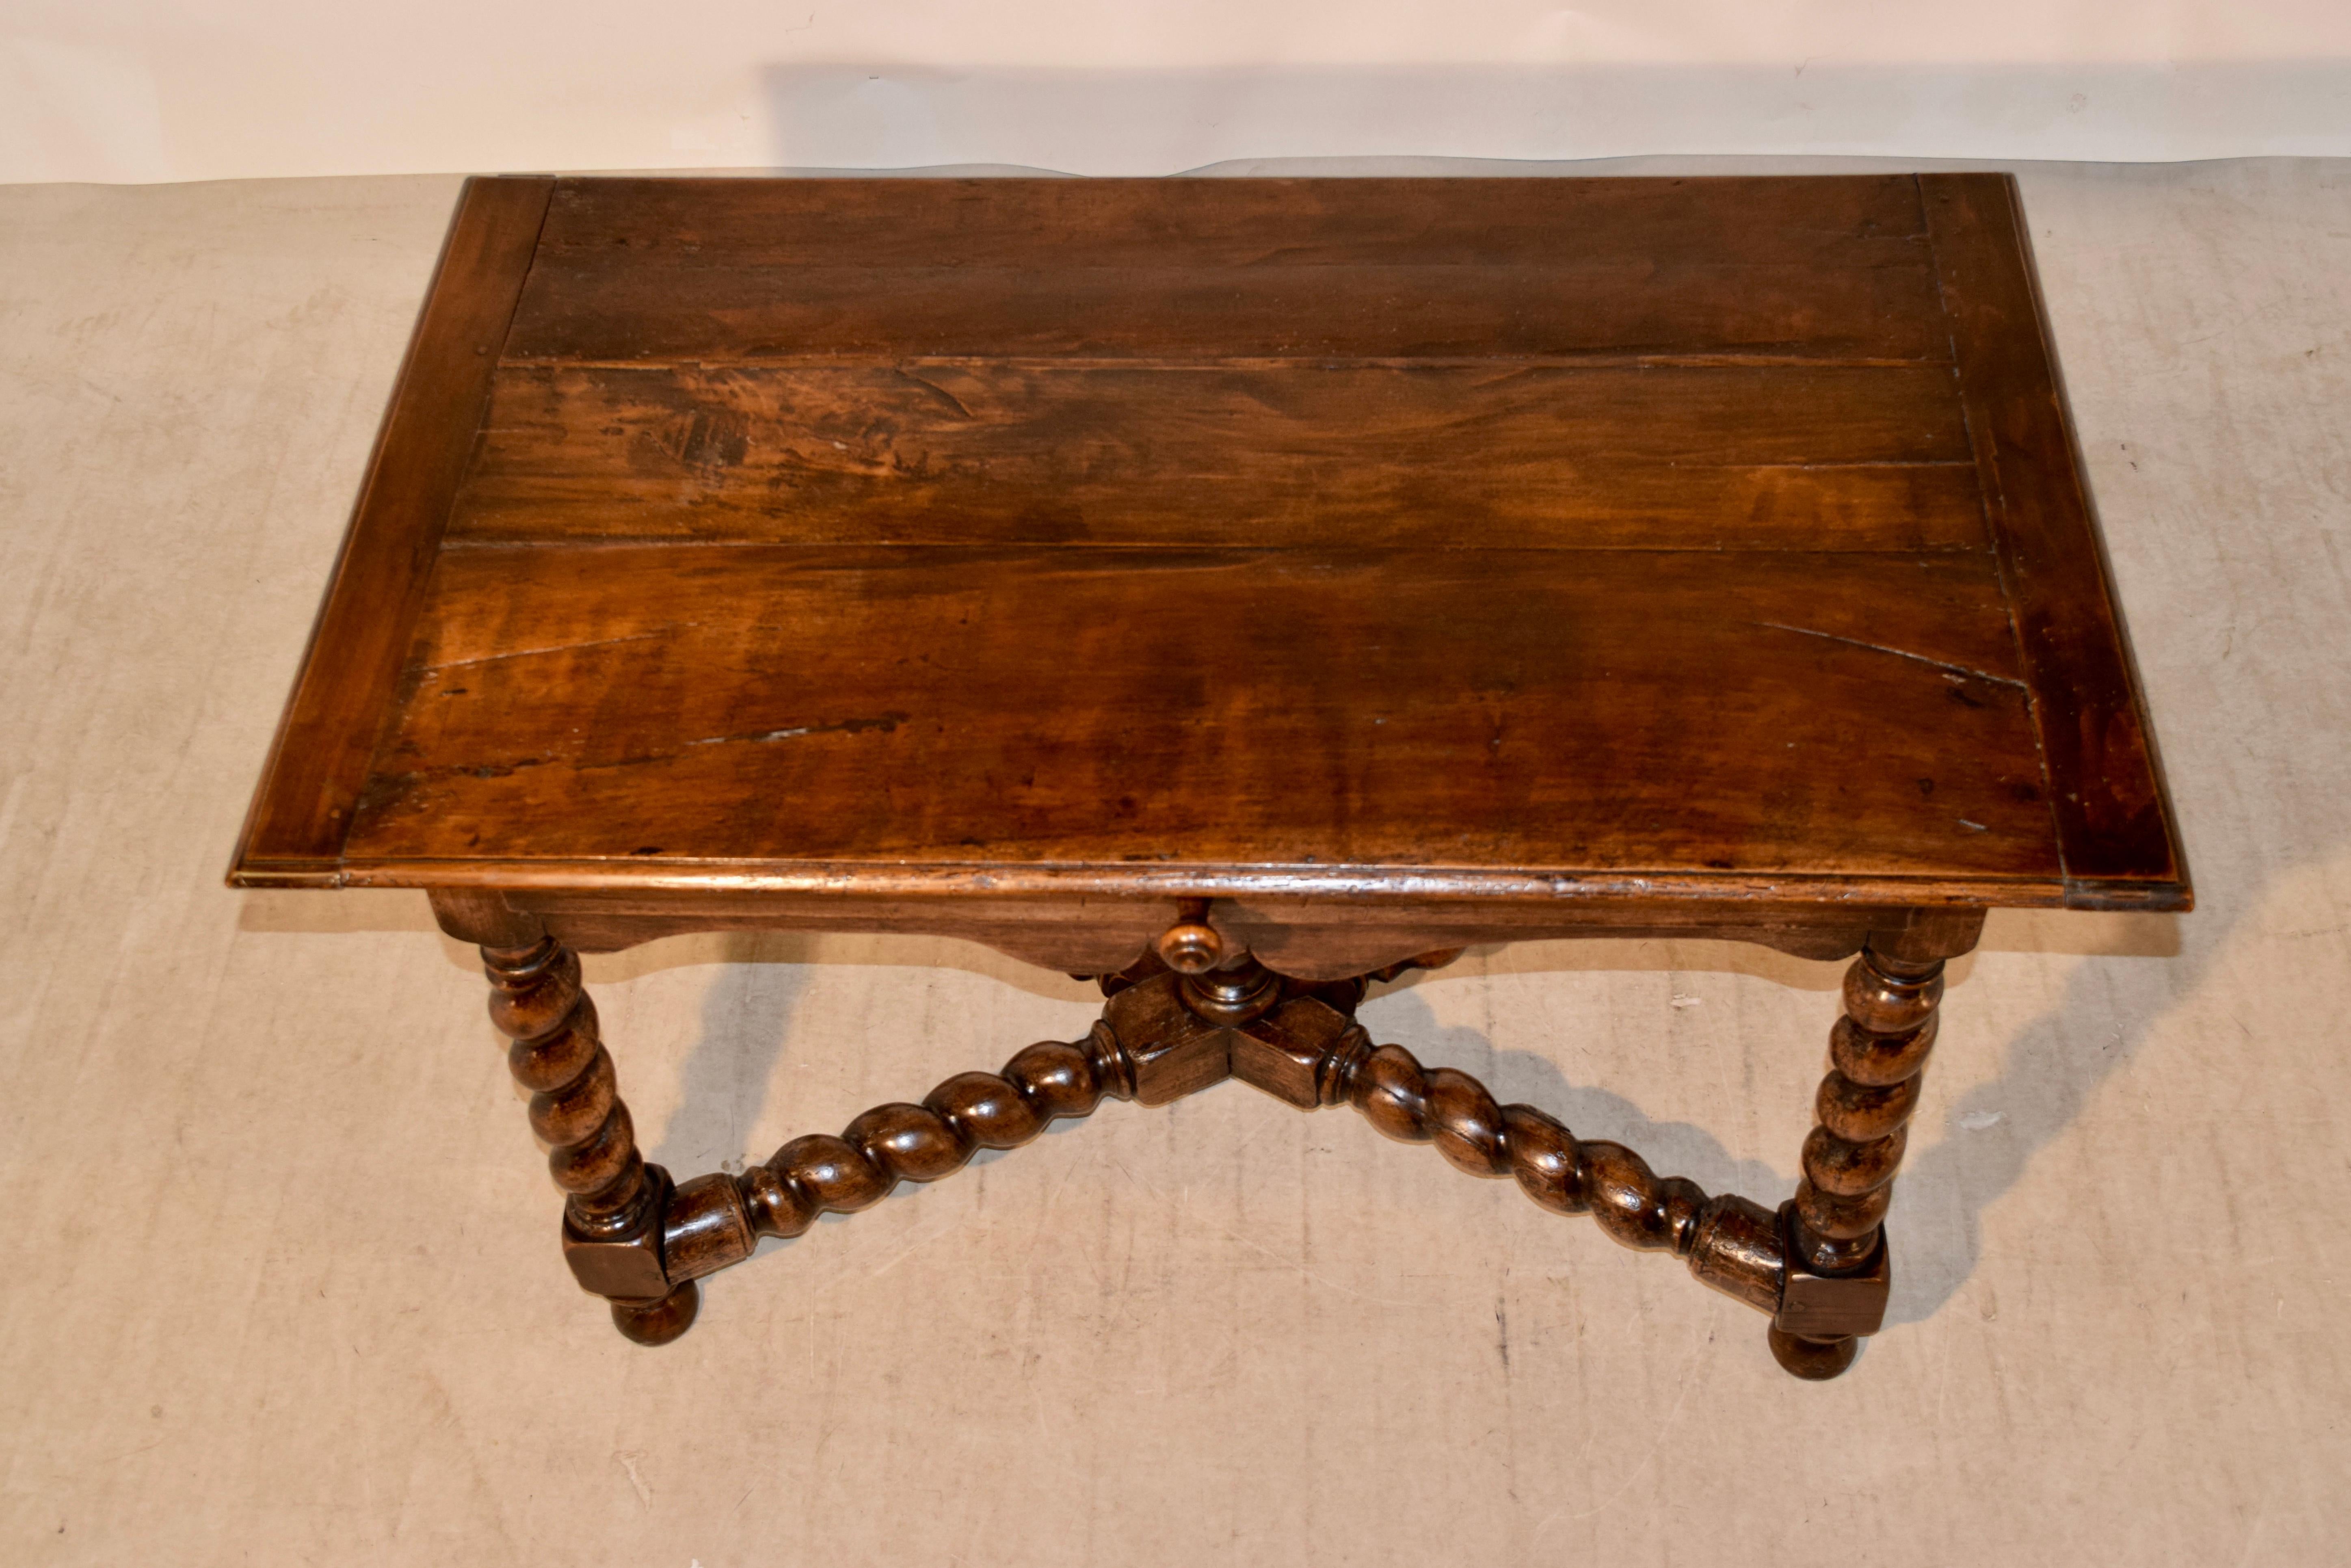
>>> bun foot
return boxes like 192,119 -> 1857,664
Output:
610,1280 -> 699,1346
1768,1326 -> 1859,1380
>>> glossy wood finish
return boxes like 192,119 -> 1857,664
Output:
234,177 -> 552,869
1766,943 -> 1949,1378
506,175 -> 1949,361
1920,175 -> 2188,905
477,930 -> 697,1344
1796,949 -> 1947,1274
476,925 -> 1795,1346
237,175 -> 2191,1380
347,545 -> 2050,884
474,888 -> 1982,980
230,173 -> 2190,938
673,1023 -> 1141,1286
1308,1023 -> 1788,1316
454,360 -> 1988,550
437,899 -> 1978,1375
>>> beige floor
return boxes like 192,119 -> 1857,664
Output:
1,157 -> 2345,1567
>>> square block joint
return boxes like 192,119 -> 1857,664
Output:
1774,1222 -> 1891,1339
1230,997 -> 1356,1109
561,1166 -> 673,1301
1105,974 -> 1236,1106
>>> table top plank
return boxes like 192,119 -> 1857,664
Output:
511,174 -> 1950,366
342,543 -> 2055,887
450,361 -> 1986,552
233,175 -> 554,877
506,257 -> 1951,364
532,174 -> 1935,270
1922,175 -> 2190,905
230,173 -> 2191,913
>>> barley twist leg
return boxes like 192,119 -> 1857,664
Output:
1768,944 -> 1945,1379
452,897 -> 1962,1378
479,937 -> 697,1345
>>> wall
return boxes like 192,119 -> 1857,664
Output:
4,2 -> 2348,184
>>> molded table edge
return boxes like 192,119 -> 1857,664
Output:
227,175 -> 555,878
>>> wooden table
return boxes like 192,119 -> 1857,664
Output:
230,173 -> 2189,1379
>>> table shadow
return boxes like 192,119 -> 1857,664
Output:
640,933 -> 811,1177
235,882 -> 2220,1328
1884,902 -> 2225,1326
1366,900 -> 2218,1329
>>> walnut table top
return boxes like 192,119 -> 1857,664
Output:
229,173 -> 2190,1377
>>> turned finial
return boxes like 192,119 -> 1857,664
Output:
1155,898 -> 1224,975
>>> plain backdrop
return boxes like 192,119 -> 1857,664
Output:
4,1 -> 2349,183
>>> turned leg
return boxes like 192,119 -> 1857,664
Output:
614,926 -> 1787,1347
1208,967 -> 1787,1319
473,920 -> 1142,1347
1767,943 -> 1948,1378
652,1023 -> 1142,1284
478,936 -> 699,1345
437,891 -> 1973,1376
1326,1032 -> 1787,1310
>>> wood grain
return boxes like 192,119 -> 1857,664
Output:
534,174 -> 1934,270
342,542 -> 2056,883
1921,174 -> 2190,908
507,259 -> 1951,365
228,173 -> 2189,918
512,173 -> 1948,365
497,892 -> 1982,978
431,887 -> 1975,1373
230,175 -> 553,878
450,361 -> 1985,551
219,173 -> 2195,1383
1769,940 -> 1955,1378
